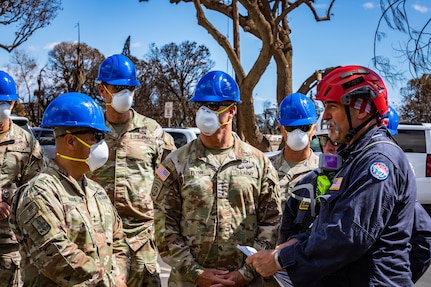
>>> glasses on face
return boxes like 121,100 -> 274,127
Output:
283,125 -> 313,133
200,102 -> 232,111
318,135 -> 338,147
112,85 -> 135,92
69,129 -> 106,142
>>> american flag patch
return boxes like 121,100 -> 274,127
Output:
156,164 -> 170,181
329,177 -> 343,190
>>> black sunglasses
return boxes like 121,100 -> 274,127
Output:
201,102 -> 233,111
318,135 -> 338,147
283,125 -> 313,133
113,85 -> 135,92
69,129 -> 106,142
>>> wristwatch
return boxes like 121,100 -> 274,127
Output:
2,189 -> 10,202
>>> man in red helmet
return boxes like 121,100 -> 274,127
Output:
247,65 -> 417,286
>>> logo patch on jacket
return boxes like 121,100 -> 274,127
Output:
369,161 -> 389,180
329,177 -> 343,190
155,164 -> 170,181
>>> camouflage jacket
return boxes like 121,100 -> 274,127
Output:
151,136 -> 281,285
90,109 -> 175,251
9,161 -> 129,287
0,122 -> 45,245
269,148 -> 319,206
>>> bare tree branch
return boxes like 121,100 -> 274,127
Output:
0,0 -> 62,52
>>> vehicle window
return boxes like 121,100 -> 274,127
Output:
38,131 -> 55,145
167,132 -> 188,148
393,129 -> 426,153
310,137 -> 322,153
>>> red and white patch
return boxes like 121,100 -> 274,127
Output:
369,161 -> 389,180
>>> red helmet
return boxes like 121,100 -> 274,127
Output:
316,65 -> 388,117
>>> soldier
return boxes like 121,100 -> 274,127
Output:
151,70 -> 281,287
0,71 -> 45,287
269,93 -> 319,208
9,92 -> 129,286
91,54 -> 175,287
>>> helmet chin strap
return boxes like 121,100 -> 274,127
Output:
344,106 -> 378,142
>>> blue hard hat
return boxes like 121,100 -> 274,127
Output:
278,93 -> 318,126
96,54 -> 140,86
386,105 -> 399,135
189,70 -> 241,103
0,71 -> 18,101
41,92 -> 110,132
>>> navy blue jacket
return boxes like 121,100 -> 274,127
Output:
279,126 -> 417,286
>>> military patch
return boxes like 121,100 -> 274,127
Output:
31,216 -> 51,236
299,200 -> 310,211
329,177 -> 343,191
21,201 -> 39,224
155,164 -> 170,181
369,161 -> 389,180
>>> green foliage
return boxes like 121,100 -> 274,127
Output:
399,74 -> 431,123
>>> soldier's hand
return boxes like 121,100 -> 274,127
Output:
196,268 -> 235,287
0,202 -> 10,220
246,249 -> 279,277
212,270 -> 246,287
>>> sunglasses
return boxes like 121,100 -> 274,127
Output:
201,102 -> 233,111
318,135 -> 338,147
69,129 -> 106,142
113,85 -> 135,92
283,125 -> 313,133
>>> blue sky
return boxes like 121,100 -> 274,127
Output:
0,1 -> 430,114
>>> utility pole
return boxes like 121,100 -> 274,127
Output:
73,22 -> 86,92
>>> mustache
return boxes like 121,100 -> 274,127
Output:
326,120 -> 341,134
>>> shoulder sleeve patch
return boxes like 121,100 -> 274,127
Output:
21,201 -> 39,224
369,161 -> 389,180
31,215 -> 51,236
156,164 -> 171,182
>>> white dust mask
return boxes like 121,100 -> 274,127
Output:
57,134 -> 109,172
195,106 -> 220,136
85,140 -> 109,171
195,104 -> 234,136
110,89 -> 134,113
286,129 -> 310,151
0,102 -> 12,124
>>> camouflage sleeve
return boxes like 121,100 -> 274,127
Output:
151,158 -> 204,283
238,156 -> 282,281
110,211 -> 129,278
21,136 -> 46,184
161,131 -> 177,161
256,158 -> 282,245
14,184 -> 112,286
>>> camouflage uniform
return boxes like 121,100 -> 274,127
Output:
0,122 -> 45,287
9,160 -> 129,286
269,148 -> 319,207
151,136 -> 281,287
90,109 -> 175,287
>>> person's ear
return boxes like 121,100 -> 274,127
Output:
64,134 -> 76,150
357,109 -> 370,120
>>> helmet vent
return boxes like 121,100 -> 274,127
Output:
340,68 -> 369,79
342,76 -> 365,90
